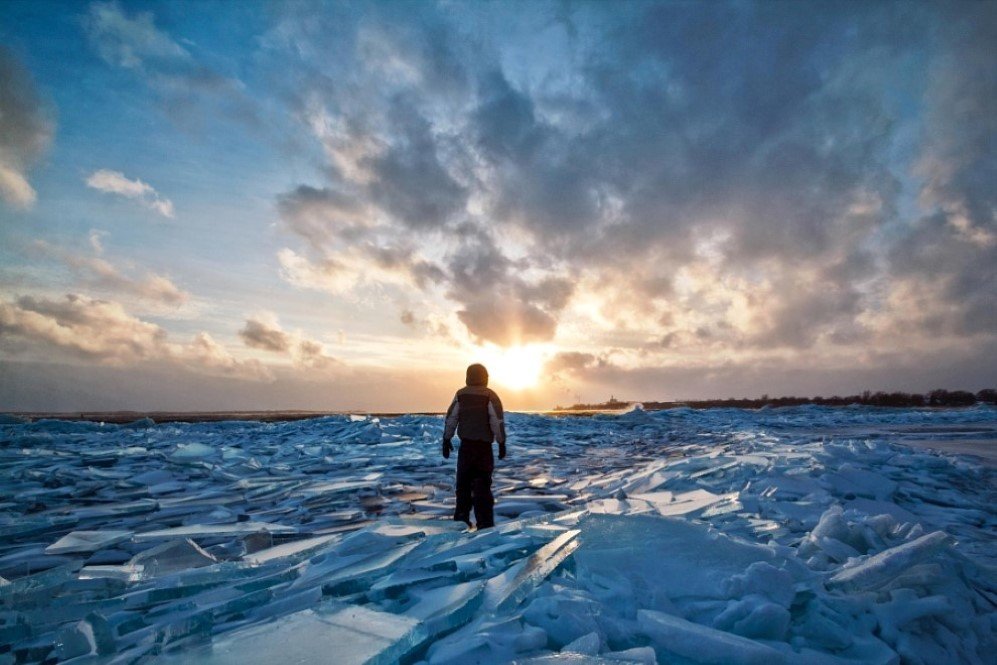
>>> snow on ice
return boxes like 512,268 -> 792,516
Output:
0,405 -> 994,664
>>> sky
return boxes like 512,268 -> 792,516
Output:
0,0 -> 995,412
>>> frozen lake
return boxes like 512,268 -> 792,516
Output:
1,405 -> 994,664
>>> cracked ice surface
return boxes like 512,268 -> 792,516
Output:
0,405 -> 994,664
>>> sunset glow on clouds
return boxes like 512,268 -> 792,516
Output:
0,1 -> 994,411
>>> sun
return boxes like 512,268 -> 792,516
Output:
475,344 -> 549,391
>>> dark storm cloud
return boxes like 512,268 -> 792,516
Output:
887,5 -> 997,338
364,97 -> 468,229
443,224 -> 574,346
0,47 -> 54,209
471,70 -> 605,237
915,5 -> 997,235
272,0 -> 996,352
454,3 -> 917,349
530,1 -> 904,302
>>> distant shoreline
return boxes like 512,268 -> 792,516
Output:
3,399 -> 993,425
2,410 -> 440,424
557,388 -> 995,412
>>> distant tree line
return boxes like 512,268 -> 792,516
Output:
555,388 -> 997,411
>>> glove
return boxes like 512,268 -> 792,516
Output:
442,439 -> 453,459
498,442 -> 506,460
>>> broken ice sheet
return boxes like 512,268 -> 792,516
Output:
242,535 -> 339,565
630,489 -> 732,517
638,609 -> 789,665
403,580 -> 485,638
0,405 -> 994,664
170,442 -> 218,461
134,522 -> 295,541
483,529 -> 580,613
572,514 -> 781,604
130,539 -> 218,576
177,603 -> 425,665
45,530 -> 131,554
828,531 -> 953,591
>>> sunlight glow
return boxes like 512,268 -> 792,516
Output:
475,344 -> 550,391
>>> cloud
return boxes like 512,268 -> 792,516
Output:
239,317 -> 292,353
84,0 -> 189,69
183,332 -> 270,379
86,169 -> 175,218
276,185 -> 369,249
83,1 -> 255,126
71,255 -> 187,305
545,351 -> 605,375
264,1 -> 995,365
0,294 -> 269,380
239,314 -> 336,369
296,339 -> 335,369
0,294 -> 165,362
85,170 -> 174,218
276,246 -> 443,297
456,297 -> 556,347
34,240 -> 189,307
363,97 -> 468,230
0,47 -> 55,209
443,225 -> 574,346
275,185 -> 449,292
886,6 -> 997,338
88,229 -> 108,253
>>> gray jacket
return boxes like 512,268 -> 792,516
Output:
443,385 -> 506,446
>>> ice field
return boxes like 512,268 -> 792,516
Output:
1,405 -> 995,664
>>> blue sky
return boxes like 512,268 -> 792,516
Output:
0,1 -> 994,411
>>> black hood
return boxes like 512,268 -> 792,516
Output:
466,363 -> 488,387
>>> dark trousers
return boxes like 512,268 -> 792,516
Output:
454,439 -> 494,528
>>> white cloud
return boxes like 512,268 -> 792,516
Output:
0,164 -> 37,209
182,331 -> 272,380
276,247 -> 419,295
35,240 -> 189,308
88,229 -> 108,254
0,294 -> 164,362
86,169 -> 175,218
0,293 -> 270,380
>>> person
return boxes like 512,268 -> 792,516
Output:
442,363 -> 506,529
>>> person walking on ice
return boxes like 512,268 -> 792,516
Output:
442,363 -> 506,529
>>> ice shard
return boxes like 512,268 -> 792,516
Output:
243,534 -> 339,565
637,609 -> 791,665
404,580 -> 485,637
483,529 -> 580,613
134,522 -> 295,541
45,530 -> 132,554
827,531 -> 953,591
179,604 -> 425,665
130,538 -> 218,576
320,541 -> 422,595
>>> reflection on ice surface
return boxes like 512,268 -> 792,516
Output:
0,405 -> 994,663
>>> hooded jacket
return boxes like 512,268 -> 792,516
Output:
443,365 -> 506,447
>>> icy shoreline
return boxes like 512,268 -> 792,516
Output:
1,405 -> 994,663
